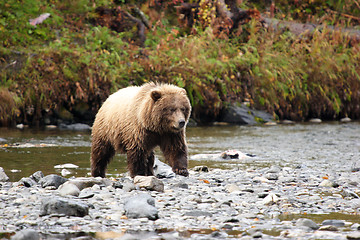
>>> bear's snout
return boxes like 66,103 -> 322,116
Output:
178,120 -> 186,129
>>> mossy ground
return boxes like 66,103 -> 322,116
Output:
1,0 -> 359,126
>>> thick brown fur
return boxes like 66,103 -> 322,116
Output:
90,82 -> 191,178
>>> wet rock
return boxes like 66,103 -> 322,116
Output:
322,219 -> 345,227
134,176 -> 164,192
318,225 -> 339,231
340,117 -> 351,123
58,182 -> 80,197
54,163 -> 79,169
40,198 -> 89,217
193,166 -> 209,172
124,193 -> 158,220
0,137 -> 6,142
30,171 -> 44,182
59,123 -> 91,131
39,174 -> 67,189
219,104 -> 273,125
347,232 -> 360,240
153,158 -> 175,178
11,229 -> 39,240
309,118 -> 322,123
220,150 -> 246,160
0,167 -> 9,182
296,218 -> 319,230
18,177 -> 37,187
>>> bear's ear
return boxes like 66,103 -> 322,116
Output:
151,90 -> 162,102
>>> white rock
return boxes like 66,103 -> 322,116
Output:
54,163 -> 79,169
134,176 -> 164,192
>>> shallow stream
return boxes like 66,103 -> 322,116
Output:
0,122 -> 359,182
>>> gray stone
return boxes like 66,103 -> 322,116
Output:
134,176 -> 164,192
123,179 -> 137,192
40,198 -> 89,217
0,167 -> 9,182
322,219 -> 345,227
124,193 -> 158,220
11,229 -> 39,240
58,182 -> 80,197
296,218 -> 319,230
30,171 -> 44,182
18,177 -> 37,187
39,174 -> 67,189
78,189 -> 95,199
153,159 -> 175,178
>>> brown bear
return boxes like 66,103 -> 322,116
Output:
90,82 -> 191,178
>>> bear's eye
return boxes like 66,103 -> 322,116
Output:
181,107 -> 188,113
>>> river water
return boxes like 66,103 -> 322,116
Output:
0,122 -> 359,182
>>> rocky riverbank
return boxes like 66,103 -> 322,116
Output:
1,159 -> 360,240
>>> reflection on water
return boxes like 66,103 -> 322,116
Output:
0,122 -> 359,182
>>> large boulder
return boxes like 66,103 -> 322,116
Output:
219,104 -> 274,125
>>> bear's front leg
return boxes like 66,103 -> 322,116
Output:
161,144 -> 189,177
127,148 -> 154,178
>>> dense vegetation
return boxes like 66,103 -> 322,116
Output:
1,0 -> 359,127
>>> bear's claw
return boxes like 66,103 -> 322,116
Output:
174,168 -> 189,177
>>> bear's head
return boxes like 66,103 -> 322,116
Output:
141,84 -> 191,133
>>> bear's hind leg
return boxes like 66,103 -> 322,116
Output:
127,149 -> 154,177
146,151 -> 155,176
91,140 -> 115,178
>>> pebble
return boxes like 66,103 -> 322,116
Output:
0,164 -> 359,239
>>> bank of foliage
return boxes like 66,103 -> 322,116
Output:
0,0 -> 359,126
